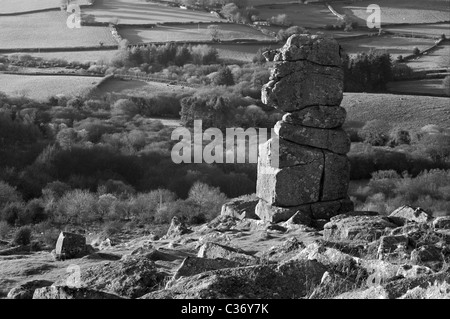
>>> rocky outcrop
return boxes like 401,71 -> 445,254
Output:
66,255 -> 165,298
197,242 -> 258,265
220,196 -> 259,220
173,256 -> 241,279
163,217 -> 193,240
323,212 -> 397,242
255,34 -> 353,226
141,260 -> 327,299
388,206 -> 432,226
7,280 -> 53,299
33,286 -> 125,299
55,232 -> 89,260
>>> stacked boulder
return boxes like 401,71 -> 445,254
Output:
256,34 -> 353,226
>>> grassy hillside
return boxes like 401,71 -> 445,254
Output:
342,92 -> 450,131
83,0 -> 223,24
0,74 -> 100,101
0,12 -> 116,50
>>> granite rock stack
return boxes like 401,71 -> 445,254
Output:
256,34 -> 354,226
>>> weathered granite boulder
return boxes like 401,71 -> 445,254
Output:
256,162 -> 323,207
163,216 -> 192,240
282,105 -> 347,129
220,196 -> 259,220
274,121 -> 351,155
142,260 -> 327,299
67,255 -> 165,298
274,34 -> 343,66
55,232 -> 88,260
33,286 -> 125,299
324,212 -> 397,242
7,280 -> 53,299
433,216 -> 450,229
388,206 -> 432,226
173,256 -> 241,279
262,65 -> 343,111
197,242 -> 258,265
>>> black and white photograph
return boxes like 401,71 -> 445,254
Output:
0,0 -> 449,306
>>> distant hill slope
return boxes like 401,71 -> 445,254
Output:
342,93 -> 450,131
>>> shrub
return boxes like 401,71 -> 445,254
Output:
111,99 -> 139,119
56,189 -> 98,224
0,181 -> 22,208
13,226 -> 32,246
413,47 -> 420,56
389,128 -> 411,146
42,228 -> 60,247
0,221 -> 10,239
213,66 -> 235,86
1,202 -> 25,225
42,181 -> 71,201
102,221 -> 123,237
358,120 -> 391,146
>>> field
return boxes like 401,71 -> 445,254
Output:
120,24 -> 274,44
406,43 -> 450,69
0,74 -> 101,101
339,36 -> 437,59
387,79 -> 448,96
385,23 -> 450,38
0,0 -> 90,14
0,12 -> 117,50
83,0 -> 223,24
342,92 -> 450,131
94,78 -> 194,98
256,3 -> 340,28
333,0 -> 450,25
6,50 -> 120,64
212,43 -> 281,62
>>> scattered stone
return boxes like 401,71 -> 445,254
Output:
163,217 -> 193,240
410,245 -> 444,269
55,232 -> 88,260
433,216 -> 450,230
310,198 -> 354,220
207,215 -> 239,232
260,237 -> 306,263
197,242 -> 258,265
396,264 -> 434,279
377,235 -> 409,260
383,272 -> 450,299
284,210 -> 313,227
73,255 -> 165,298
7,280 -> 53,299
173,256 -> 241,279
33,286 -> 125,299
154,260 -> 327,299
81,252 -> 121,261
0,245 -> 30,256
220,197 -> 259,220
309,271 -> 356,299
130,247 -> 177,262
388,206 -> 432,226
98,238 -> 112,250
255,199 -> 312,224
334,286 -> 389,299
324,214 -> 397,242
